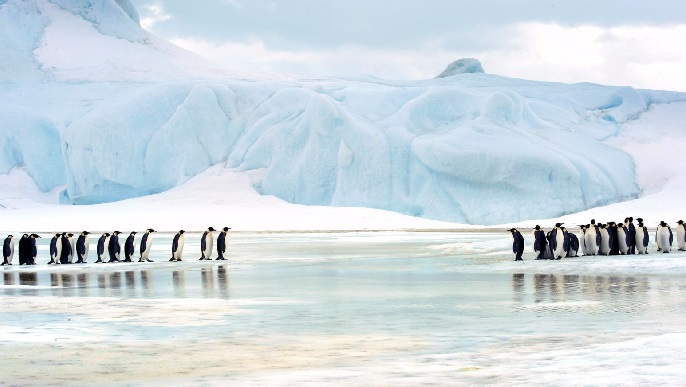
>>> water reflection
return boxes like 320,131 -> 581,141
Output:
1,266 -> 231,299
514,273 -> 652,314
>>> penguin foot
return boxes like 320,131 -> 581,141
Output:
169,258 -> 176,262
177,259 -> 182,261
48,260 -> 55,264
146,259 -> 154,262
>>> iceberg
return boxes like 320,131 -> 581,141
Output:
1,0 -> 685,225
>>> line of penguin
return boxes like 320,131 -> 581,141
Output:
0,227 -> 231,266
507,217 -> 686,261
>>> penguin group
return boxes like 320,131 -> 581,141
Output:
507,217 -> 686,261
1,227 -> 231,266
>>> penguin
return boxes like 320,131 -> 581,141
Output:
676,220 -> 686,251
68,233 -> 76,263
508,228 -> 525,261
96,233 -> 110,263
532,225 -> 547,260
18,234 -> 30,265
617,223 -> 630,255
636,219 -> 649,254
578,225 -> 588,256
75,231 -> 90,263
626,217 -> 636,254
59,233 -> 72,264
585,220 -> 600,256
138,229 -> 156,262
566,232 -> 579,257
29,234 -> 40,265
48,233 -> 62,264
656,221 -> 672,253
599,224 -> 611,256
607,222 -> 619,255
550,223 -> 566,259
544,231 -> 554,259
108,231 -> 121,263
170,230 -> 185,261
124,232 -> 136,262
216,227 -> 230,260
200,227 -> 216,260
2,235 -> 14,265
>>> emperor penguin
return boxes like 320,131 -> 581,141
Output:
578,225 -> 588,256
599,224 -> 611,256
617,223 -> 630,255
59,233 -> 72,264
550,223 -> 566,259
676,220 -> 686,251
508,228 -> 525,261
66,233 -> 75,263
566,230 -> 579,258
216,227 -> 230,260
96,233 -> 110,263
49,233 -> 62,264
585,220 -> 600,256
656,221 -> 672,253
75,231 -> 90,263
626,217 -> 637,254
636,219 -> 649,254
108,231 -> 121,263
124,232 -> 137,262
18,234 -> 29,265
607,222 -> 619,255
139,229 -> 156,262
2,235 -> 14,265
532,225 -> 547,260
200,227 -> 216,260
170,230 -> 185,261
29,234 -> 40,265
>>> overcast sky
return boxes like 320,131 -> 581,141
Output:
129,0 -> 686,91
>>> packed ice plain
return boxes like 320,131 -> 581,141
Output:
2,0 -> 686,231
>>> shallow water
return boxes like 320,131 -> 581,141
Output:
1,232 -> 685,385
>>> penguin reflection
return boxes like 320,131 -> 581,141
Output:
201,267 -> 215,298
217,265 -> 230,298
172,270 -> 185,298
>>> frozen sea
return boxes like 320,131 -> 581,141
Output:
2,231 -> 686,386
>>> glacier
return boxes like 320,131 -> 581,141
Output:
1,0 -> 686,225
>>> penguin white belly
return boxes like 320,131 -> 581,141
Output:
174,236 -> 185,260
103,237 -> 110,259
69,238 -> 75,263
531,231 -> 538,253
55,239 -> 62,260
618,229 -> 629,255
553,230 -> 565,258
585,230 -> 598,255
84,239 -> 90,260
636,227 -> 647,254
203,234 -> 214,259
678,226 -> 686,250
578,231 -> 587,255
599,230 -> 611,255
142,235 -> 153,259
658,229 -> 671,253
8,243 -> 14,264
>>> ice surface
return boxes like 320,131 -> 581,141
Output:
435,58 -> 485,77
2,231 -> 686,385
1,0 -> 686,227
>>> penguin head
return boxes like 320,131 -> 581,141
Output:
555,223 -> 562,228
67,233 -> 74,237
130,231 -> 137,235
507,228 -> 517,233
113,231 -> 121,235
636,218 -> 643,223
82,231 -> 90,235
179,230 -> 185,234
7,235 -> 12,239
104,233 -> 111,237
31,234 -> 41,238
147,228 -> 156,233
660,221 -> 667,227
534,225 -> 540,230
591,219 -> 596,224
55,233 -> 61,237
208,227 -> 216,232
223,227 -> 230,232
678,220 -> 684,225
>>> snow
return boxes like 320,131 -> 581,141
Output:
1,0 -> 686,230
435,58 -> 485,78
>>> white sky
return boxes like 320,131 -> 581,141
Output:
129,0 -> 686,91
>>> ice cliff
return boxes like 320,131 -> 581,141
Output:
1,0 -> 686,224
